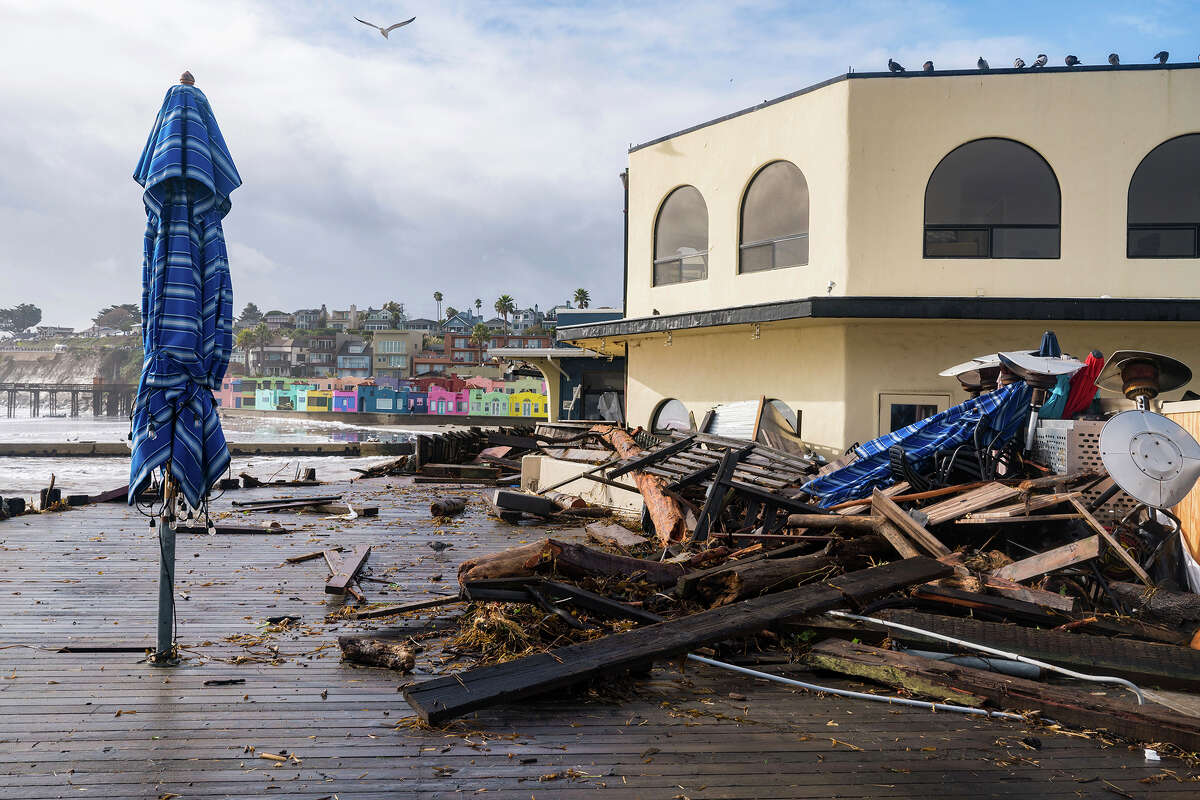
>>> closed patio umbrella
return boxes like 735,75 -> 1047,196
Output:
130,71 -> 241,663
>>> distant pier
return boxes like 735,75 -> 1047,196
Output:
1,382 -> 136,418
0,440 -> 412,458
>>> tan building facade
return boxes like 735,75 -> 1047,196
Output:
560,63 -> 1200,455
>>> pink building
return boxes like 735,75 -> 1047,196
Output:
212,375 -> 240,408
465,376 -> 507,393
332,390 -> 359,413
427,385 -> 469,415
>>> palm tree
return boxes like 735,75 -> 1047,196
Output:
470,322 -> 491,362
433,291 -> 443,321
383,300 -> 405,329
494,294 -> 516,330
573,288 -> 591,309
244,323 -> 272,376
474,298 -> 482,315
234,327 -> 255,373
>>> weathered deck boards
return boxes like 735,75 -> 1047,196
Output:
0,479 -> 1194,798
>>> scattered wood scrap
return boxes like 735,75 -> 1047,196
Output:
585,522 -> 647,550
324,546 -> 371,600
338,635 -> 415,672
456,538 -> 685,587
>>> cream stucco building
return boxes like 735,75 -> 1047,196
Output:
558,62 -> 1200,455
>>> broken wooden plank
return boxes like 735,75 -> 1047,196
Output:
955,513 -> 1083,524
286,548 -> 342,564
871,489 -> 950,558
490,489 -> 561,517
338,636 -> 415,671
1068,497 -> 1153,586
605,435 -> 698,479
232,494 -> 342,508
457,538 -> 686,587
175,522 -> 291,535
693,446 -> 753,541
971,491 -> 1081,519
350,595 -> 463,619
875,519 -> 921,560
325,546 -> 371,595
991,535 -> 1100,582
403,556 -> 952,722
807,638 -> 1200,752
784,513 -> 881,531
920,482 -> 1020,526
832,481 -> 910,516
585,522 -> 647,550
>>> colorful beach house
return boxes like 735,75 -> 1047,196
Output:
358,384 -> 405,414
331,390 -> 359,413
305,389 -> 332,412
508,389 -> 547,418
427,385 -> 469,415
469,388 -> 510,416
254,388 -> 277,411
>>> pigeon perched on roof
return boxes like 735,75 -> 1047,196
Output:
1065,55 -> 1081,66
888,58 -> 905,73
1013,57 -> 1026,69
1108,53 -> 1120,66
977,56 -> 989,70
922,60 -> 934,72
1154,50 -> 1169,63
1032,54 -> 1048,68
353,15 -> 415,38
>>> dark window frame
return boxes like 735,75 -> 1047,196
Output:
1127,135 -> 1200,259
738,160 -> 810,274
923,138 -> 1061,260
652,185 -> 709,287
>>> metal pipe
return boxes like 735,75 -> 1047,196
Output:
685,654 -> 1027,721
899,648 -> 1041,680
827,610 -> 1144,704
154,514 -> 176,663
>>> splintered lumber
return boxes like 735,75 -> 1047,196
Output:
971,491 -> 1081,519
404,556 -> 952,722
351,596 -> 463,620
456,538 -> 686,587
490,489 -> 560,518
337,636 -> 415,672
693,547 -> 835,606
875,520 -> 921,559
1068,497 -> 1153,586
174,523 -> 291,535
232,494 -> 342,508
784,513 -> 881,531
585,522 -> 647,550
592,425 -> 687,545
88,485 -> 130,504
430,497 -> 468,517
325,546 -> 371,595
1107,581 -> 1200,628
286,548 -> 341,564
991,535 -> 1100,582
871,489 -> 950,558
875,609 -> 1200,690
310,503 -> 379,517
919,482 -> 1019,525
832,481 -> 910,515
544,491 -> 588,510
807,639 -> 1200,752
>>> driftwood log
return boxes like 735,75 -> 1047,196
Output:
1107,581 -> 1200,629
544,491 -> 588,510
457,537 -> 685,587
338,636 -> 416,672
591,425 -> 687,546
694,548 -> 836,606
430,497 -> 468,517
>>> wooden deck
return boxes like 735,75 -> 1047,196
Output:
0,477 -> 1196,798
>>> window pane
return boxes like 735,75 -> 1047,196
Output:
742,161 -> 809,244
774,235 -> 808,268
654,259 -> 682,286
1129,135 -> 1200,225
992,227 -> 1060,258
655,186 -> 708,262
740,243 -> 773,273
926,139 -> 1059,226
924,228 -> 988,257
889,403 -> 939,432
1128,227 -> 1197,257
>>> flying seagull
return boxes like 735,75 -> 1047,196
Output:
977,56 -> 989,70
1013,57 -> 1026,69
1154,50 -> 1169,63
922,60 -> 934,72
1032,53 -> 1048,68
1065,54 -> 1081,66
1108,53 -> 1120,66
888,58 -> 905,72
354,15 -> 415,38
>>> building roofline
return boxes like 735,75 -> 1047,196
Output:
556,296 -> 1200,340
630,62 -> 1200,153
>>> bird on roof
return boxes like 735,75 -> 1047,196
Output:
1013,57 -> 1026,69
1155,50 -> 1169,63
888,58 -> 905,72
1065,54 -> 1081,66
1032,53 -> 1048,68
977,56 -> 989,70
1108,53 -> 1120,66
353,15 -> 415,38
922,60 -> 934,72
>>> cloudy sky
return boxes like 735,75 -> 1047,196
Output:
1,0 -> 1196,328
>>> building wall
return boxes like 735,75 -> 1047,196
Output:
625,80 -> 851,318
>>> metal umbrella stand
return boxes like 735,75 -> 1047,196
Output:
129,72 -> 242,666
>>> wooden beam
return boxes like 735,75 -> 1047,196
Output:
693,447 -> 752,541
1068,497 -> 1153,586
404,557 -> 953,722
784,513 -> 881,531
325,546 -> 371,595
875,519 -> 921,559
920,482 -> 1019,526
350,596 -> 463,619
991,535 -> 1100,582
971,491 -> 1081,519
871,489 -> 950,558
955,513 -> 1083,524
606,435 -> 697,479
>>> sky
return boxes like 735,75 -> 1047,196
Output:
1,0 -> 1197,329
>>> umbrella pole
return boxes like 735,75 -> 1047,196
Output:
151,475 -> 179,666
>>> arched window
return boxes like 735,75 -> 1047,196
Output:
650,398 -> 692,433
653,186 -> 708,286
740,161 -> 809,273
1128,135 -> 1200,258
924,138 -> 1060,259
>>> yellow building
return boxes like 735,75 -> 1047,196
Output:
559,63 -> 1200,455
507,390 -> 547,418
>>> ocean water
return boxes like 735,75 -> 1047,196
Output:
0,414 -> 427,496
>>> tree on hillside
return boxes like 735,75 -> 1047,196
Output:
433,291 -> 443,321
243,323 -> 273,376
234,327 -> 256,373
238,302 -> 263,327
494,295 -> 516,330
0,303 -> 43,334
93,303 -> 140,332
573,288 -> 591,309
383,300 -> 405,328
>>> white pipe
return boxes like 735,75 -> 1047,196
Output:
826,610 -> 1145,705
685,654 -> 1027,721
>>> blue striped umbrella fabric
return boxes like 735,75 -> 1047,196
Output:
802,382 -> 1032,508
129,83 -> 241,509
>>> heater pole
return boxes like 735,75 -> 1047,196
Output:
152,477 -> 178,666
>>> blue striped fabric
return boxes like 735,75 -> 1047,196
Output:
129,84 -> 241,509
801,382 -> 1032,508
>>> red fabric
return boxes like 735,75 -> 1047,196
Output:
1063,352 -> 1104,417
